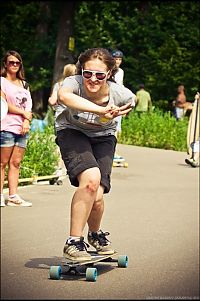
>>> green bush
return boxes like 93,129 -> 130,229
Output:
20,125 -> 59,178
18,108 -> 188,180
119,108 -> 188,152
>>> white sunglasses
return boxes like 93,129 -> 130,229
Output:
82,69 -> 109,81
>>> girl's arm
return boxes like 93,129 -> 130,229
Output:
58,87 -> 132,118
1,90 -> 32,121
58,87 -> 107,114
48,90 -> 58,106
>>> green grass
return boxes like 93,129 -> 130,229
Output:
119,109 -> 188,152
20,125 -> 59,178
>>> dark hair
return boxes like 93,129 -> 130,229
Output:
139,83 -> 145,89
76,48 -> 118,82
1,50 -> 25,80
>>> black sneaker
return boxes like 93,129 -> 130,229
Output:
88,230 -> 115,255
63,237 -> 91,261
185,158 -> 199,168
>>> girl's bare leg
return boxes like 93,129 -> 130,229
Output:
70,167 -> 101,236
7,146 -> 26,195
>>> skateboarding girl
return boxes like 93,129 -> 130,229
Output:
55,47 -> 136,261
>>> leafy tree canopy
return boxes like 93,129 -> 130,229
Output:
1,1 -> 199,114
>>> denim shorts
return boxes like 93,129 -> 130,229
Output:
56,128 -> 117,193
0,131 -> 29,148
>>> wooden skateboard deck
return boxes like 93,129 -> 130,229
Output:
113,156 -> 128,167
113,158 -> 128,168
187,92 -> 200,157
4,174 -> 64,186
62,251 -> 118,267
113,161 -> 128,167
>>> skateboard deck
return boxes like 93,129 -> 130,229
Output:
33,174 -> 64,185
4,174 -> 64,186
187,92 -> 200,158
0,96 -> 8,121
49,251 -> 128,281
113,161 -> 128,167
113,159 -> 128,168
63,251 -> 118,266
113,156 -> 128,167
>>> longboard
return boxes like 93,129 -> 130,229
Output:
49,251 -> 128,282
187,92 -> 200,158
113,156 -> 128,168
113,161 -> 128,168
113,158 -> 128,168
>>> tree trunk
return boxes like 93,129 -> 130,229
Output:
52,1 -> 77,85
32,1 -> 51,117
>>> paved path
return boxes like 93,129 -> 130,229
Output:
1,144 -> 199,300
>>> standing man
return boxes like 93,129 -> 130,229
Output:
135,83 -> 152,114
112,49 -> 125,160
173,84 -> 193,121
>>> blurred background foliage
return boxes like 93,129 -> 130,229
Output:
1,1 -> 198,179
1,1 -> 199,117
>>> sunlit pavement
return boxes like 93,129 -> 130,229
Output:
1,144 -> 199,300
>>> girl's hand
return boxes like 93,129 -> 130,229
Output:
21,119 -> 31,135
23,111 -> 32,121
114,102 -> 133,116
101,102 -> 133,119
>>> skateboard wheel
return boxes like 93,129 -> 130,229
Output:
49,179 -> 56,185
49,265 -> 62,280
118,255 -> 128,268
124,163 -> 128,168
86,267 -> 97,282
56,180 -> 63,185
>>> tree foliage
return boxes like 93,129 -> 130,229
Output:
1,1 -> 199,115
74,1 -> 200,101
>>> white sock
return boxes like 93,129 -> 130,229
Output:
9,194 -> 17,198
67,236 -> 81,243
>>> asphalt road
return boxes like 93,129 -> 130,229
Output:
1,144 -> 199,300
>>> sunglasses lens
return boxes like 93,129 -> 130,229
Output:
96,73 -> 106,80
83,71 -> 92,79
8,61 -> 21,66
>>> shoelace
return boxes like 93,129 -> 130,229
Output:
70,238 -> 90,251
93,231 -> 110,246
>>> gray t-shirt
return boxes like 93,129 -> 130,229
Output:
55,75 -> 135,137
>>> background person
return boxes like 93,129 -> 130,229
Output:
55,48 -> 136,261
135,83 -> 152,114
0,50 -> 32,207
185,139 -> 200,167
111,49 -> 125,160
48,63 -> 77,107
173,84 -> 193,120
185,92 -> 199,168
48,63 -> 77,173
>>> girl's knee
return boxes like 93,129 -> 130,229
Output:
0,162 -> 8,169
86,179 -> 100,194
9,160 -> 21,169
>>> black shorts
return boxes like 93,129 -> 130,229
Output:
56,128 -> 117,193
